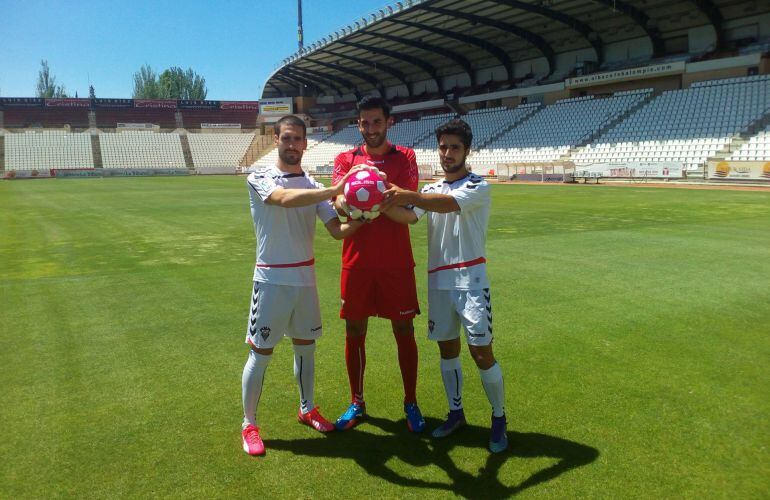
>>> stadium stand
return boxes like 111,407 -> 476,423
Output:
3,107 -> 90,129
180,110 -> 257,129
4,130 -> 94,170
467,90 -> 652,167
571,75 -> 770,170
99,131 -> 186,169
256,113 -> 457,173
187,133 -> 256,168
252,130 -> 333,171
95,108 -> 176,129
414,105 -> 539,168
269,127 -> 360,172
727,123 -> 770,161
388,113 -> 456,148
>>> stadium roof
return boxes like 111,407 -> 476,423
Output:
262,0 -> 767,99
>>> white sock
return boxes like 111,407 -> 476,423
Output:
440,356 -> 464,411
242,350 -> 272,428
293,343 -> 316,414
479,362 -> 505,418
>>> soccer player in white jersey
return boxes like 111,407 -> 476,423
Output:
241,115 -> 365,456
380,119 -> 508,453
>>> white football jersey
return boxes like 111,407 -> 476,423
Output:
414,172 -> 491,290
247,166 -> 337,286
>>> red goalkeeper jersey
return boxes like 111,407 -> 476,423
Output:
333,143 -> 419,270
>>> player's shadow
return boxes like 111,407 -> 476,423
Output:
265,415 -> 599,498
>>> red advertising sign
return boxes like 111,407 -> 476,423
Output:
134,100 -> 177,109
45,98 -> 90,108
220,101 -> 260,111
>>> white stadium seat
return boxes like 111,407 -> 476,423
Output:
5,130 -> 94,170
100,131 -> 186,169
187,133 -> 255,168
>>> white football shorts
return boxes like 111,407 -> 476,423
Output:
427,288 -> 493,346
244,281 -> 323,349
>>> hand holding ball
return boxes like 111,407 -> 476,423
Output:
343,169 -> 386,212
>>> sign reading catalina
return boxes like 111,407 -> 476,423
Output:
134,100 -> 177,109
220,101 -> 259,110
45,98 -> 90,108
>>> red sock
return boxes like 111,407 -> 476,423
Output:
394,332 -> 418,404
345,334 -> 366,404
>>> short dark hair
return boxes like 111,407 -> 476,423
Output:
274,115 -> 306,137
357,95 -> 391,119
435,119 -> 473,148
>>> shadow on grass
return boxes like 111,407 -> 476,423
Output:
265,415 -> 599,497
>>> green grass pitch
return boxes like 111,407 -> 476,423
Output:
1,176 -> 769,498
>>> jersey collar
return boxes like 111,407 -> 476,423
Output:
355,142 -> 397,157
271,164 -> 306,178
443,172 -> 471,184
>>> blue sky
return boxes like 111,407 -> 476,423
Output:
0,0 -> 392,100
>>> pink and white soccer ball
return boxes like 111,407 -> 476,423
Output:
344,169 -> 386,211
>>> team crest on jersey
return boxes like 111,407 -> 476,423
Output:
259,326 -> 271,340
428,320 -> 435,333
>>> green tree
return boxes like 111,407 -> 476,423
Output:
36,60 -> 68,98
89,85 -> 96,99
159,67 -> 207,99
132,64 -> 160,99
132,65 -> 207,99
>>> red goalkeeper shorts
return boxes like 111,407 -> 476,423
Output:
340,267 -> 419,321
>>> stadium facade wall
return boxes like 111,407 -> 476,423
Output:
604,37 -> 654,65
386,85 -> 411,100
683,54 -> 764,87
682,67 -> 757,88
554,48 -> 598,75
723,12 -> 770,40
580,75 -> 680,96
411,79 -> 440,97
688,25 -> 717,53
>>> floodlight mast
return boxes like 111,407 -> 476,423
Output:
298,0 -> 304,96
298,0 -> 304,51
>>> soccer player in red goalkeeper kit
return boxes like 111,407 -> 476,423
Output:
332,96 -> 425,432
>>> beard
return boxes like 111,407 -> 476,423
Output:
362,132 -> 386,149
278,149 -> 301,166
441,156 -> 467,174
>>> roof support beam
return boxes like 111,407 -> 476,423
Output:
388,19 -> 514,82
273,74 -> 328,97
366,31 -> 477,87
422,6 -> 555,77
306,59 -> 387,97
281,68 -> 344,97
271,75 -> 301,95
264,80 -> 284,97
290,66 -> 361,98
488,0 -> 604,65
590,0 -> 665,57
322,49 -> 412,97
338,40 -> 440,95
691,0 -> 724,49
